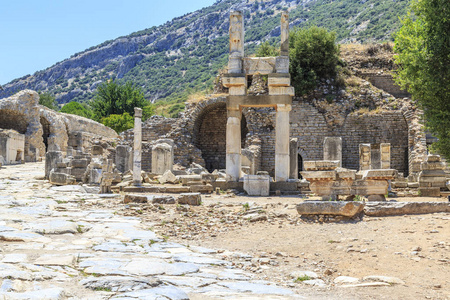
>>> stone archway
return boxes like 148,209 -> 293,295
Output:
193,101 -> 248,172
40,116 -> 51,152
297,148 -> 307,179
0,109 -> 28,134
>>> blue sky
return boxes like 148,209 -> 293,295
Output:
0,0 -> 216,85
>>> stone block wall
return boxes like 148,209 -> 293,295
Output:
195,105 -> 227,172
364,74 -> 410,99
290,101 -> 329,161
339,112 -> 409,174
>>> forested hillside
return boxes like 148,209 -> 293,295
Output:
0,0 -> 409,116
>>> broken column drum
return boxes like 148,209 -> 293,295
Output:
223,11 -> 294,182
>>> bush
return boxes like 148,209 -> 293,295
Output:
289,26 -> 341,96
101,112 -> 134,133
60,101 -> 92,119
38,92 -> 58,110
255,41 -> 279,57
90,80 -> 150,121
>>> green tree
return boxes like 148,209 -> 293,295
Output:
255,41 -> 279,57
394,0 -> 450,158
289,26 -> 341,95
101,112 -> 134,133
90,80 -> 149,121
60,101 -> 93,119
39,92 -> 58,110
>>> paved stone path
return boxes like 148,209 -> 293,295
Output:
0,162 -> 303,299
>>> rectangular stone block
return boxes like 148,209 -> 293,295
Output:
359,144 -> 371,171
419,187 -> 441,197
179,175 -> 202,186
351,179 -> 388,196
323,137 -> 342,167
49,172 -> 76,186
165,186 -> 191,193
421,162 -> 446,170
268,76 -> 291,87
303,160 -> 339,171
380,143 -> 391,169
268,86 -> 295,96
243,57 -> 276,75
229,86 -> 247,96
392,181 -> 408,188
275,56 -> 289,73
362,169 -> 397,180
243,175 -> 270,196
177,193 -> 201,206
301,171 -> 336,181
222,76 -> 246,87
190,184 -> 213,194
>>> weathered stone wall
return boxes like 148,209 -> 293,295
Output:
0,90 -> 45,161
142,116 -> 176,142
364,74 -> 410,99
0,90 -> 118,160
339,112 -> 409,174
195,103 -> 227,172
125,96 -> 416,177
291,101 -> 330,161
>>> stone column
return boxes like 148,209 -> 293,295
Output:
133,108 -> 142,186
380,143 -> 391,169
359,144 -> 371,171
226,108 -> 241,181
228,11 -> 244,74
280,11 -> 289,56
289,138 -> 298,179
275,104 -> 291,182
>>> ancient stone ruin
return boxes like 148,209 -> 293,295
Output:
0,13 -> 448,202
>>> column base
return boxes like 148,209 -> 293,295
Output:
226,153 -> 241,182
275,153 -> 290,182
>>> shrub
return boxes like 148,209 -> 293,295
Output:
289,26 -> 341,96
101,112 -> 134,133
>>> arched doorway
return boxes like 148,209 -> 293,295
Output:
194,102 -> 248,172
40,116 -> 51,152
0,109 -> 28,134
298,153 -> 303,179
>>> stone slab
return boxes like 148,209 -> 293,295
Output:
419,187 -> 441,197
296,201 -> 364,217
364,201 -> 450,216
269,181 -> 298,192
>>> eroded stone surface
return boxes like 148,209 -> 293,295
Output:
0,162 -> 301,299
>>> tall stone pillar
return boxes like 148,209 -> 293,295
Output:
228,11 -> 244,74
280,11 -> 289,56
275,104 -> 291,182
133,108 -> 142,186
226,108 -> 241,181
359,144 -> 371,171
289,138 -> 298,179
380,143 -> 391,169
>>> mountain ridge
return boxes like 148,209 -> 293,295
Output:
0,0 -> 409,114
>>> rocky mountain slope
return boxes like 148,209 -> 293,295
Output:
0,0 -> 409,114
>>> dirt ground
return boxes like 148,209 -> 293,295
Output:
109,193 -> 450,300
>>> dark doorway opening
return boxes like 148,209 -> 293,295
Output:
298,153 -> 303,179
40,117 -> 51,152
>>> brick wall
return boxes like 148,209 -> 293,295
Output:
339,112 -> 409,173
195,105 -> 227,172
